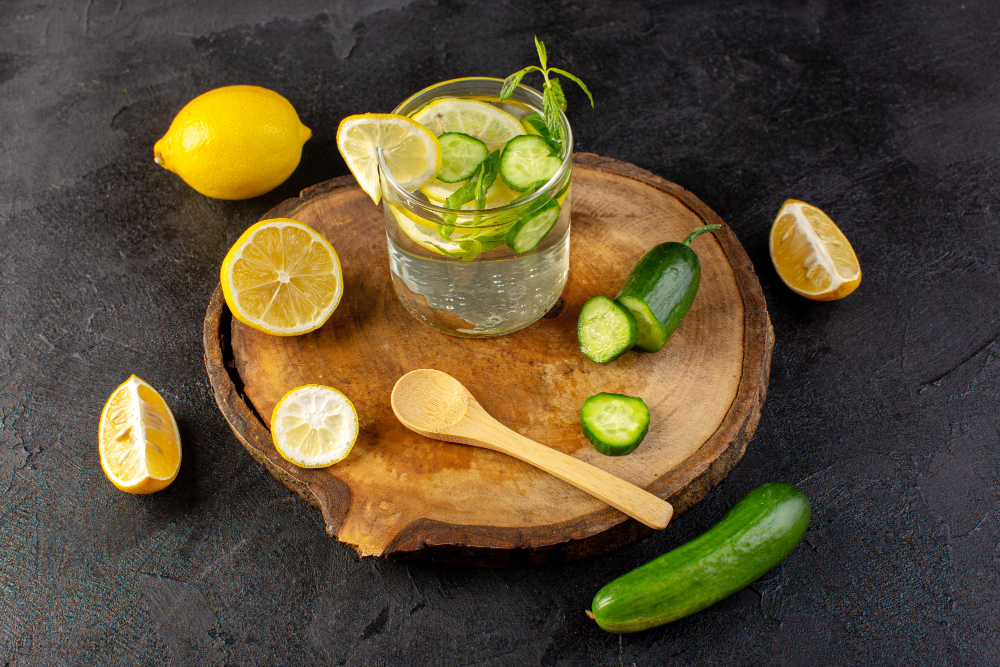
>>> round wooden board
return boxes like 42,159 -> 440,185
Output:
203,153 -> 773,566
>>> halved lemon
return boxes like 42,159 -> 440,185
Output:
336,113 -> 442,205
411,98 -> 524,152
769,199 -> 861,301
271,385 -> 358,468
220,218 -> 343,336
99,375 -> 181,494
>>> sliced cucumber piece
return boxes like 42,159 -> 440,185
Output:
616,296 -> 667,352
506,200 -> 561,253
500,135 -> 562,191
580,393 -> 650,456
437,132 -> 489,183
578,296 -> 638,364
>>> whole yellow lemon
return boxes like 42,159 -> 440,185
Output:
153,85 -> 312,200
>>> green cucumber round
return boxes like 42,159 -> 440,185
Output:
590,482 -> 810,633
580,393 -> 650,456
436,132 -> 489,183
506,199 -> 561,253
578,296 -> 638,363
615,225 -> 720,352
499,134 -> 562,191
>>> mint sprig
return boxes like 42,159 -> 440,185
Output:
499,36 -> 593,144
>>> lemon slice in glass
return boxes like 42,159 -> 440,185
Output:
387,205 -> 508,256
220,218 -> 343,335
419,177 -> 520,208
336,113 -> 442,205
271,385 -> 358,468
99,375 -> 181,494
411,98 -> 524,152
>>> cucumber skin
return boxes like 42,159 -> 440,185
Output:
591,482 -> 810,633
616,243 -> 701,352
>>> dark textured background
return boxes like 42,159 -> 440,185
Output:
2,1 -> 998,665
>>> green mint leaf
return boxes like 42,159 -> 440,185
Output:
458,239 -> 483,261
534,35 -> 547,69
500,68 -> 530,101
549,67 -> 593,107
426,240 -> 464,259
444,164 -> 483,210
542,87 -> 562,143
475,151 -> 500,209
437,225 -> 455,240
549,77 -> 567,111
522,114 -> 562,153
500,66 -> 542,101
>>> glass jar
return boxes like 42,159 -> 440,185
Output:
378,77 -> 573,338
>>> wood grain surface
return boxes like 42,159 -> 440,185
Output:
203,153 -> 774,566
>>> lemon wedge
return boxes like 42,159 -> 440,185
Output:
411,98 -> 524,152
99,375 -> 181,494
271,385 -> 358,468
769,199 -> 861,301
336,113 -> 441,205
220,218 -> 343,335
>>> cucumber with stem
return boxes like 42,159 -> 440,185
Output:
616,224 -> 720,352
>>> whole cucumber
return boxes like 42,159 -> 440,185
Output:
589,482 -> 810,633
615,224 -> 719,352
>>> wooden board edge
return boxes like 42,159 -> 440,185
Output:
203,286 -> 353,537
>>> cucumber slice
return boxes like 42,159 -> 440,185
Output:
499,135 -> 562,191
616,296 -> 667,352
436,132 -> 489,183
578,296 -> 638,363
506,200 -> 561,253
580,393 -> 650,456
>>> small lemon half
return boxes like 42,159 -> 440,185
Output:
271,385 -> 358,468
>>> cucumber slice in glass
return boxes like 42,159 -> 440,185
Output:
436,132 -> 489,183
499,135 -> 562,191
616,296 -> 668,352
580,393 -> 651,456
578,296 -> 638,363
506,200 -> 561,253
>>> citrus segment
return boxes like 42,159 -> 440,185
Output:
336,114 -> 441,204
99,375 -> 181,494
411,98 -> 524,152
769,200 -> 861,301
271,385 -> 358,468
221,218 -> 343,335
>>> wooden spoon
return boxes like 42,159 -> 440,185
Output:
390,369 -> 673,530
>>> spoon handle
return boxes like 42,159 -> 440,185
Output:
455,404 -> 673,530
